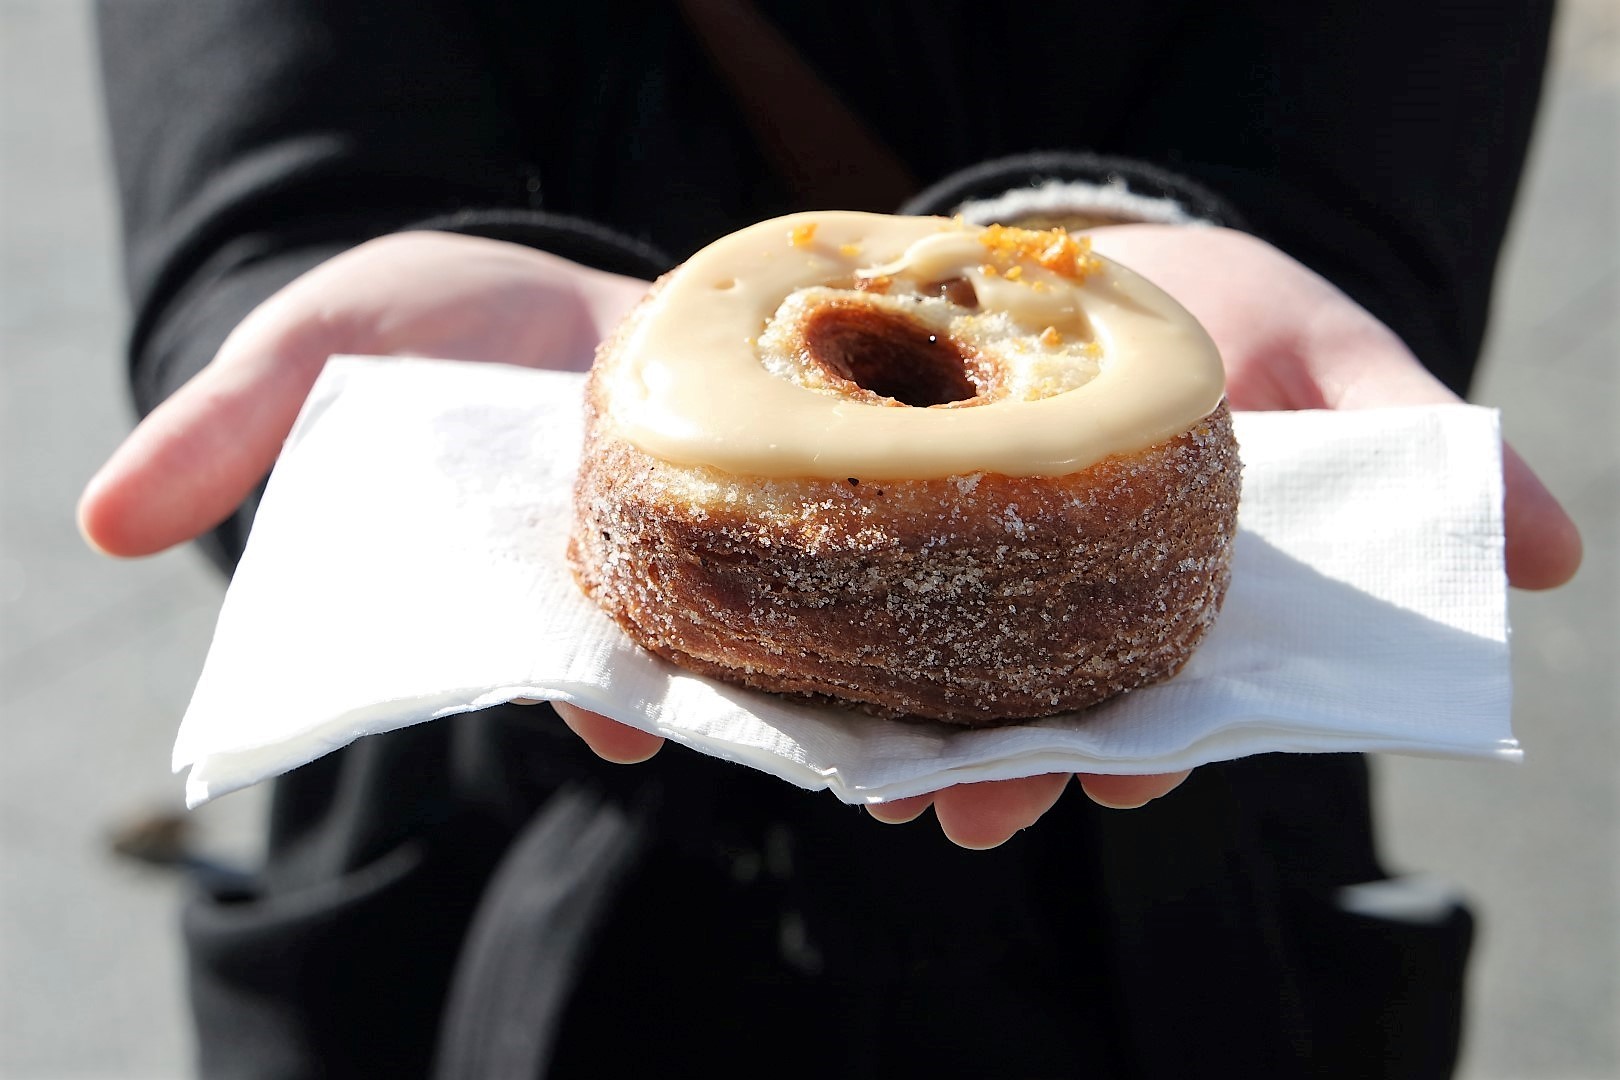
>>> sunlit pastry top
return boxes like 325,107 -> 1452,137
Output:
599,211 -> 1225,479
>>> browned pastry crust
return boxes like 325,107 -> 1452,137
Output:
568,305 -> 1242,725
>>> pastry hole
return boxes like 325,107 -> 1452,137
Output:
802,302 -> 983,408
924,276 -> 979,308
714,278 -> 737,290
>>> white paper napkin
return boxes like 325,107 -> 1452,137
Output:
173,357 -> 1513,808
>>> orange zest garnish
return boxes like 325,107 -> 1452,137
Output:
978,224 -> 1101,280
790,222 -> 818,247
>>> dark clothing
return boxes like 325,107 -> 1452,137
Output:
95,1 -> 1546,1075
100,1 -> 1549,412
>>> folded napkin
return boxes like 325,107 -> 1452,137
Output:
174,357 -> 1513,808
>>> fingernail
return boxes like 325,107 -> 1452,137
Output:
1087,792 -> 1151,810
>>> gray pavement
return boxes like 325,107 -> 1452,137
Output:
1,1 -> 1615,1077
1371,8 -> 1620,1073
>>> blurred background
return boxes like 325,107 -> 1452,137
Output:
1,1 -> 1614,1077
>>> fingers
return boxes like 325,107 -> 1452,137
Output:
78,232 -> 645,559
1502,443 -> 1583,589
1329,357 -> 1583,591
548,708 -> 1185,831
79,296 -> 341,557
868,773 -> 1071,850
553,702 -> 666,764
868,769 -> 1193,849
932,773 -> 1072,849
1078,770 -> 1191,809
1277,284 -> 1584,591
864,792 -> 934,825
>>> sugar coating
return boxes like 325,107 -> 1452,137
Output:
570,315 -> 1243,725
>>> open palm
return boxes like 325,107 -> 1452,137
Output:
80,226 -> 1579,850
79,231 -> 648,557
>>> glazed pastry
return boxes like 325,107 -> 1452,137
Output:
569,212 -> 1240,725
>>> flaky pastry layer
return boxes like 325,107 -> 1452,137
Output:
569,376 -> 1241,726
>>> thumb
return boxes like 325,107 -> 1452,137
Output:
78,298 -> 339,557
1500,442 -> 1582,590
1328,346 -> 1582,591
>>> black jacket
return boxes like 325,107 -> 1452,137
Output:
96,2 -> 1549,1076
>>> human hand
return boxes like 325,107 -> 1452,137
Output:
550,701 -> 1188,848
1087,224 -> 1583,590
87,225 -> 1581,851
78,230 -> 649,557
76,225 -> 1190,847
807,224 -> 1583,849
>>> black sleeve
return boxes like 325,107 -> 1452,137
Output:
899,1 -> 1553,395
899,151 -> 1250,231
1147,1 -> 1553,395
95,0 -> 669,421
96,0 -> 671,567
